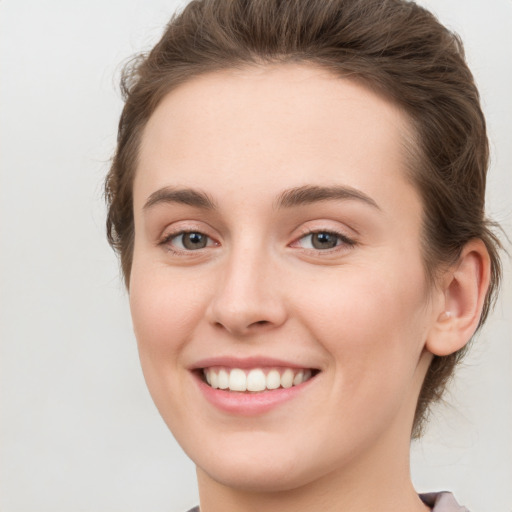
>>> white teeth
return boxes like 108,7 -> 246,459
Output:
247,369 -> 267,392
293,370 -> 304,386
218,369 -> 229,389
210,371 -> 219,389
229,368 -> 247,391
203,367 -> 315,392
281,368 -> 294,388
266,369 -> 281,389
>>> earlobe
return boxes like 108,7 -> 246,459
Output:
426,239 -> 491,357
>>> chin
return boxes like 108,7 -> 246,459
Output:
189,432 -> 341,494
198,456 -> 319,493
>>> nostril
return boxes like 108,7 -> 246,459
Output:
213,318 -> 272,335
252,320 -> 270,327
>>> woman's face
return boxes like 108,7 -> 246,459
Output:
130,64 -> 440,491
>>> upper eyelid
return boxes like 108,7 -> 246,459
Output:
296,226 -> 349,237
293,225 -> 356,241
158,221 -> 217,241
293,217 -> 359,236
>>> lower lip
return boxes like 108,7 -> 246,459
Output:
193,372 -> 316,416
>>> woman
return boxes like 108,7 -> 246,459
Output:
105,0 -> 503,510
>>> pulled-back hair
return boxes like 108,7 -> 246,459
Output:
105,0 -> 502,437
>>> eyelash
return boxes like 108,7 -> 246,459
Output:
159,228 -> 356,255
159,230 -> 218,254
292,229 -> 356,253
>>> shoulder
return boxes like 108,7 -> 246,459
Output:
420,492 -> 470,512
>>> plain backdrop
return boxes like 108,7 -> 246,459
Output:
0,1 -> 511,511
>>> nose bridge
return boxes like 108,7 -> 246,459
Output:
207,236 -> 286,335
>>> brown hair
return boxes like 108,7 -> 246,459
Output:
105,0 -> 502,438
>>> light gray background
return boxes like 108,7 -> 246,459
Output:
1,1 -> 510,511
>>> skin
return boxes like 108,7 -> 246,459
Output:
129,64 -> 489,512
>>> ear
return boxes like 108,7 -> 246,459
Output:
426,239 -> 491,357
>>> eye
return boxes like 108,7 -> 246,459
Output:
164,231 -> 215,251
296,231 -> 355,251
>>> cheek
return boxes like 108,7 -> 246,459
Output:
128,262 -> 217,435
129,263 -> 209,370
298,268 -> 429,445
292,259 -> 429,391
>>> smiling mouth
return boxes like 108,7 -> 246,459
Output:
200,367 -> 319,393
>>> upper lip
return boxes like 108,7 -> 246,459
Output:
189,356 -> 319,371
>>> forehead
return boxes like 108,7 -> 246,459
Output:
135,63 -> 418,214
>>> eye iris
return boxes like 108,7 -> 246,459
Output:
311,232 -> 338,249
182,232 -> 207,250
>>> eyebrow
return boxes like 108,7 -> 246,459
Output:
142,184 -> 380,212
275,185 -> 380,210
143,186 -> 217,211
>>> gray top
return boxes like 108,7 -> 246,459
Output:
420,492 -> 470,511
186,491 -> 469,511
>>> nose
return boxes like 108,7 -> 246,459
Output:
205,246 -> 288,337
